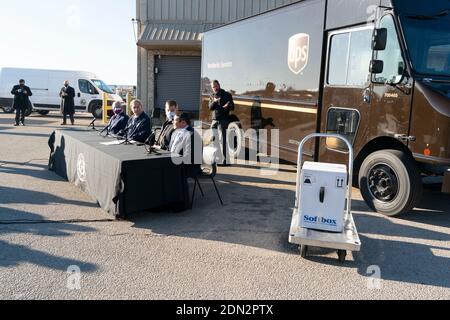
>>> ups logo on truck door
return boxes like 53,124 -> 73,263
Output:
288,33 -> 310,74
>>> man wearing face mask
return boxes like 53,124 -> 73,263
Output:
154,100 -> 178,150
102,101 -> 129,136
59,80 -> 76,125
11,79 -> 33,126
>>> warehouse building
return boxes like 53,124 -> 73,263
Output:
136,0 -> 299,116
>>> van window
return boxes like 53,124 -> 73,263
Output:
373,15 -> 405,84
328,28 -> 373,86
78,79 -> 98,95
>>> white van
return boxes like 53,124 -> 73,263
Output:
0,68 -> 122,118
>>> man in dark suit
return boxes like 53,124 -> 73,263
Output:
60,80 -> 76,125
119,99 -> 152,143
155,100 -> 177,150
209,80 -> 235,165
11,79 -> 33,126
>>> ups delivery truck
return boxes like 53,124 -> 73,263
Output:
200,0 -> 450,216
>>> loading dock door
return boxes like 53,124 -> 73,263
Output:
155,55 -> 201,117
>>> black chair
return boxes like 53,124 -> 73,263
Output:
191,146 -> 224,208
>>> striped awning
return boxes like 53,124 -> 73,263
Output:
137,22 -> 222,50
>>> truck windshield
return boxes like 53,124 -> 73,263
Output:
91,79 -> 114,94
400,10 -> 450,77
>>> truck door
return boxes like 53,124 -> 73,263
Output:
369,13 -> 413,146
318,26 -> 374,165
77,79 -> 99,112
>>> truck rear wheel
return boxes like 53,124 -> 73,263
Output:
37,110 -> 50,116
226,122 -> 243,160
24,104 -> 33,117
359,149 -> 422,217
91,103 -> 103,119
2,106 -> 14,113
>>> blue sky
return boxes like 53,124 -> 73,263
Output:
0,0 -> 137,85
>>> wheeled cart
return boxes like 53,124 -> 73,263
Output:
289,133 -> 361,263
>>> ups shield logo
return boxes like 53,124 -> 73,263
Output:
288,33 -> 310,75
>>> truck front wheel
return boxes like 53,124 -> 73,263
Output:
359,149 -> 422,217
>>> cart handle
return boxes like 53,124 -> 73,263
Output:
295,133 -> 354,217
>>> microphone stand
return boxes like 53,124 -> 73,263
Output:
88,118 -> 98,131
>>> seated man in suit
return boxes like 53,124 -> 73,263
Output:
119,99 -> 151,143
154,100 -> 178,150
103,101 -> 129,136
169,113 -> 201,176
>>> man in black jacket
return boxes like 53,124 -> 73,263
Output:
11,79 -> 33,126
155,100 -> 177,150
119,99 -> 151,143
209,80 -> 234,165
60,80 -> 76,125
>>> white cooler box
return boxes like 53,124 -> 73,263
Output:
299,162 -> 347,232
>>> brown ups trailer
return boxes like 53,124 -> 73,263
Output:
199,0 -> 450,217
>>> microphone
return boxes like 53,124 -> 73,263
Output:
145,131 -> 156,146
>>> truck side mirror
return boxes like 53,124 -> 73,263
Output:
370,60 -> 384,74
372,28 -> 387,51
398,61 -> 405,75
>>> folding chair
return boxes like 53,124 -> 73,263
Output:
191,146 -> 224,208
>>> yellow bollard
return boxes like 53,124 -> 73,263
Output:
126,92 -> 132,116
102,92 -> 108,124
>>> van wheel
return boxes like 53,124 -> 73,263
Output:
2,106 -> 14,113
24,105 -> 33,117
37,110 -> 50,116
92,103 -> 103,119
359,150 -> 422,217
226,122 -> 243,159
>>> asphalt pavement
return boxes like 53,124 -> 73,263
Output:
0,112 -> 449,300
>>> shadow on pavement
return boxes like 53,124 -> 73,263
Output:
0,186 -> 99,208
0,131 -> 55,138
131,173 -> 299,255
0,164 -> 62,182
0,207 -> 98,272
131,172 -> 449,288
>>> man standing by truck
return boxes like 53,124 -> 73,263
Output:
60,80 -> 76,125
11,79 -> 32,126
209,80 -> 235,165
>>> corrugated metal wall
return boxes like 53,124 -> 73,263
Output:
143,0 -> 300,22
154,55 -> 202,112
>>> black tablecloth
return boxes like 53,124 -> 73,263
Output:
48,129 -> 189,218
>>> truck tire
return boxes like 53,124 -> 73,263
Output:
2,106 -> 14,113
226,122 -> 243,160
24,104 -> 33,117
91,103 -> 103,119
359,149 -> 422,217
37,110 -> 50,116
